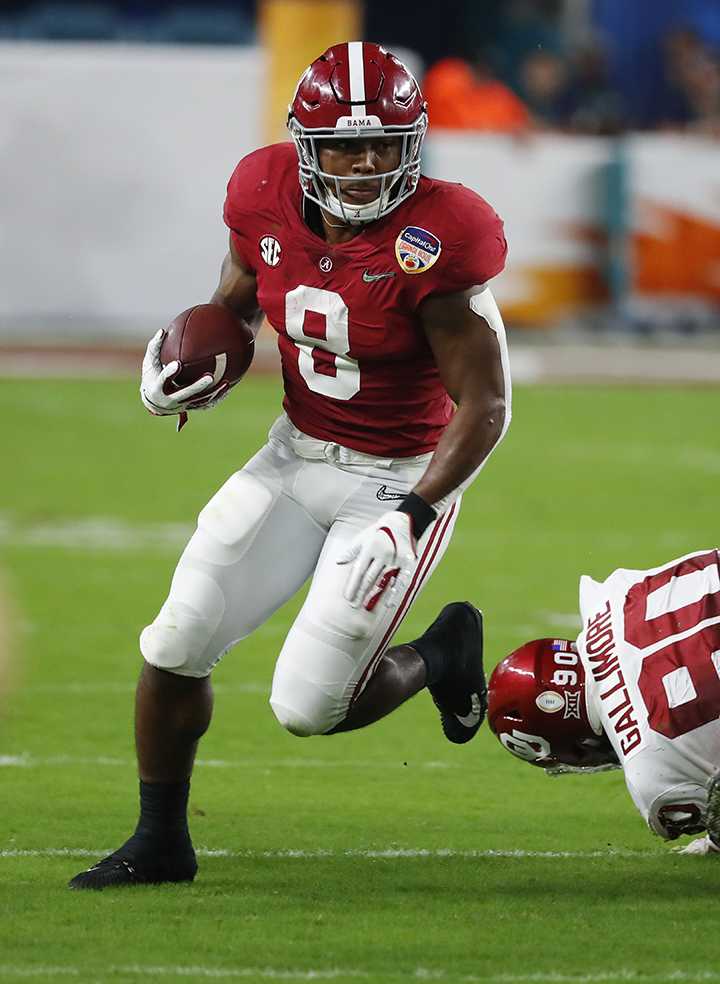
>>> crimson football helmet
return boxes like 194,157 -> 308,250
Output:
287,41 -> 427,225
487,638 -> 617,772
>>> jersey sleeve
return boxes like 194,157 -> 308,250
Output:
645,784 -> 707,840
223,154 -> 261,272
408,184 -> 507,306
223,145 -> 289,273
625,758 -> 708,840
441,186 -> 507,291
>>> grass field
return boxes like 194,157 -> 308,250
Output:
1,375 -> 718,984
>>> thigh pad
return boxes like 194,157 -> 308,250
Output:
189,471 -> 276,567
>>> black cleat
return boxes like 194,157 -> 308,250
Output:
68,846 -> 197,891
424,602 -> 487,744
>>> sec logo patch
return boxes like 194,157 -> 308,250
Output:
395,226 -> 442,275
259,235 -> 281,267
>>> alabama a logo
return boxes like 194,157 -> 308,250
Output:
395,226 -> 442,275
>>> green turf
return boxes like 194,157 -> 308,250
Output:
1,377 -> 718,984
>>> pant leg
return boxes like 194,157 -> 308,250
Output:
140,442 -> 327,678
269,497 -> 461,736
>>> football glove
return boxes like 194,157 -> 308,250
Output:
337,510 -> 417,611
676,773 -> 720,855
677,835 -> 720,856
140,329 -> 225,425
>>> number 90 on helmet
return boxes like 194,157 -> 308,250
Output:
287,41 -> 427,225
487,638 -> 616,772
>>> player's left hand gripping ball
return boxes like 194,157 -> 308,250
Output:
140,329 -> 218,419
337,510 -> 417,611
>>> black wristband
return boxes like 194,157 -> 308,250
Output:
397,492 -> 437,539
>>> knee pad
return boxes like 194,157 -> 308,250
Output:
268,697 -> 317,738
140,567 -> 225,677
269,662 -> 344,736
142,471 -> 277,676
270,628 -> 355,736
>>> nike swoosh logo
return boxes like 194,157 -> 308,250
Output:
376,484 -> 406,502
455,693 -> 482,728
362,270 -> 396,283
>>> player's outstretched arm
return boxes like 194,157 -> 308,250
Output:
338,286 -> 510,611
414,285 -> 511,511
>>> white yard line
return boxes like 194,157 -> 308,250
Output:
0,964 -> 716,982
0,515 -> 192,551
539,612 -> 582,629
16,682 -> 269,695
0,754 -> 457,770
0,847 -> 658,861
3,516 -> 707,565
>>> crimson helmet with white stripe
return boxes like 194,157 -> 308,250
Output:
487,639 -> 615,772
287,41 -> 428,225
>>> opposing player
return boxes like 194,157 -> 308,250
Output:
70,42 -> 511,890
488,548 -> 720,853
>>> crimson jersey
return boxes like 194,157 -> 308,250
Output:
223,143 -> 506,456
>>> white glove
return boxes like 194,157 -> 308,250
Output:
140,329 -> 223,419
677,835 -> 720,856
337,510 -> 417,611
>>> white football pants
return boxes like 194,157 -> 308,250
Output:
140,413 -> 460,736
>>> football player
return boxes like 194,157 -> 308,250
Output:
487,548 -> 720,854
70,42 -> 511,889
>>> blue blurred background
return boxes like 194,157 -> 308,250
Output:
2,0 -> 719,130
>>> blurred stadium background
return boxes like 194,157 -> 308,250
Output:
1,0 -> 719,381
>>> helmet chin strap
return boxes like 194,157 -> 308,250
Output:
321,213 -> 354,229
322,186 -> 387,226
319,170 -> 403,226
319,199 -> 367,229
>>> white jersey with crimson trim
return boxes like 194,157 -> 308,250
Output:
576,549 -> 720,839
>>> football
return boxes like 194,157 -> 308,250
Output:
160,303 -> 255,401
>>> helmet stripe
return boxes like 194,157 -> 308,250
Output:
347,40 -> 367,117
